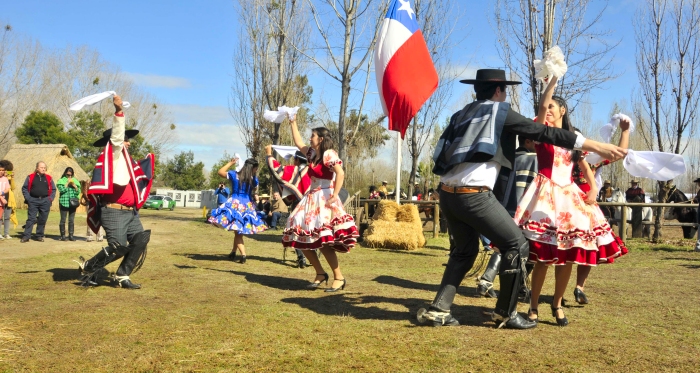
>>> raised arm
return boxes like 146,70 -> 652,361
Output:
536,76 -> 558,124
617,117 -> 631,149
111,95 -> 125,150
289,118 -> 309,155
217,158 -> 237,179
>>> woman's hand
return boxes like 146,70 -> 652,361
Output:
326,194 -> 339,207
619,117 -> 631,131
584,189 -> 597,205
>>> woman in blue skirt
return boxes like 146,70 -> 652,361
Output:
208,157 -> 267,263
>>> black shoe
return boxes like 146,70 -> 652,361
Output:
37,237 -> 44,242
574,288 -> 589,305
307,273 -> 329,289
69,235 -> 76,241
237,255 -> 247,264
416,307 -> 460,327
297,258 -> 306,269
528,308 -> 539,324
115,278 -> 141,289
551,305 -> 569,327
324,278 -> 346,292
228,251 -> 236,260
20,237 -> 29,243
491,310 -> 538,329
59,235 -> 66,241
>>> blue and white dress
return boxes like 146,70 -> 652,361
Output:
208,170 -> 267,234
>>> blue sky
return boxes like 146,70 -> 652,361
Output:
2,0 -> 640,169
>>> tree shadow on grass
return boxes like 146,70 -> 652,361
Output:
174,264 -> 198,269
372,275 -> 477,297
206,268 -> 309,290
281,294 -> 492,327
246,234 -> 285,244
176,253 -> 230,262
662,256 -> 700,262
17,270 -> 40,274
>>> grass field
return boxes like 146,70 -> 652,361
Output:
0,208 -> 699,372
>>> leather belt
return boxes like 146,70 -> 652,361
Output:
440,184 -> 490,194
103,203 -> 134,211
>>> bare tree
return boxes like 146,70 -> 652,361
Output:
406,0 -> 465,197
230,0 -> 311,159
634,0 -> 700,240
493,0 -> 620,116
300,0 -> 388,161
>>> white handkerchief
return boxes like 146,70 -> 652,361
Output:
272,145 -> 299,160
533,46 -> 568,84
623,150 -> 686,181
69,91 -> 131,111
600,113 -> 635,143
585,152 -> 605,165
594,167 -> 603,190
233,153 -> 243,172
263,106 -> 300,123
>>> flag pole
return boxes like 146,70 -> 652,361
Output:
395,131 -> 401,204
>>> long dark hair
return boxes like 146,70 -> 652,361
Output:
238,158 -> 259,192
311,127 -> 334,165
62,167 -> 75,178
551,95 -> 581,163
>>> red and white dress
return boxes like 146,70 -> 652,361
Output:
514,142 -> 628,265
282,149 -> 359,252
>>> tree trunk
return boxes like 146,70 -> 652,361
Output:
408,117 -> 418,198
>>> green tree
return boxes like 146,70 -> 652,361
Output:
16,111 -> 74,146
161,151 -> 206,190
67,111 -> 105,173
208,151 -> 231,189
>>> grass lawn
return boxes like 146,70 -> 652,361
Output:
1,208 -> 699,372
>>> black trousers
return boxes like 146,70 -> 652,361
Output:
59,205 -> 76,236
431,190 -> 526,313
23,197 -> 51,239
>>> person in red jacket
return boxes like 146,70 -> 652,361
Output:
20,161 -> 56,242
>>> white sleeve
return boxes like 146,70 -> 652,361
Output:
574,133 -> 586,150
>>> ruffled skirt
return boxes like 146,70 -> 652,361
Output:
514,174 -> 628,266
282,187 -> 359,252
208,197 -> 267,234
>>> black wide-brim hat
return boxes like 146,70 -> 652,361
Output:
460,69 -> 522,85
694,177 -> 700,183
293,150 -> 308,163
93,128 -> 140,147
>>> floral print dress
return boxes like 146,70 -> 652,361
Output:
282,149 -> 359,253
208,170 -> 267,234
514,142 -> 627,266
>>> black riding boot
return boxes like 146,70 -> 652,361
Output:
114,230 -> 150,289
418,252 -> 478,326
477,252 -> 501,298
492,241 -> 537,329
59,225 -> 66,241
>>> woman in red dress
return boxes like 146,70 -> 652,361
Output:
514,76 -> 628,326
282,117 -> 359,292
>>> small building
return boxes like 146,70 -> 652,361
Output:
3,144 -> 89,212
155,188 -> 203,208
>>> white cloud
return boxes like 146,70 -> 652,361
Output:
124,72 -> 191,89
167,104 -> 232,124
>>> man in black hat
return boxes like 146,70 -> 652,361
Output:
417,69 -> 626,329
76,95 -> 155,289
625,180 -> 645,203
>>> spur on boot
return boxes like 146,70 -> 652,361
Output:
551,305 -> 569,327
325,278 -> 346,292
416,307 -> 460,327
307,273 -> 329,289
574,287 -> 589,304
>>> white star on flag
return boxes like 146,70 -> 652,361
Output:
398,0 -> 415,19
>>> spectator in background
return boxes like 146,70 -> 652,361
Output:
258,194 -> 270,215
369,185 -> 380,199
625,180 -> 645,203
0,162 -> 8,239
21,161 -> 55,243
215,182 -> 230,206
0,160 -> 17,239
598,180 -> 614,202
268,192 -> 287,229
56,167 -> 81,241
378,181 -> 389,196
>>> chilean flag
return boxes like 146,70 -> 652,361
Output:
375,0 -> 438,139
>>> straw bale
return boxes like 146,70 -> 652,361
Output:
372,200 -> 399,222
363,220 -> 425,251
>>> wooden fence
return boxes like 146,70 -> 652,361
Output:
598,201 -> 698,240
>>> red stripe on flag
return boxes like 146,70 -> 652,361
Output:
381,30 -> 438,139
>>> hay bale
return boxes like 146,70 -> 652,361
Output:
398,203 -> 425,247
363,220 -> 425,251
372,200 -> 399,222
